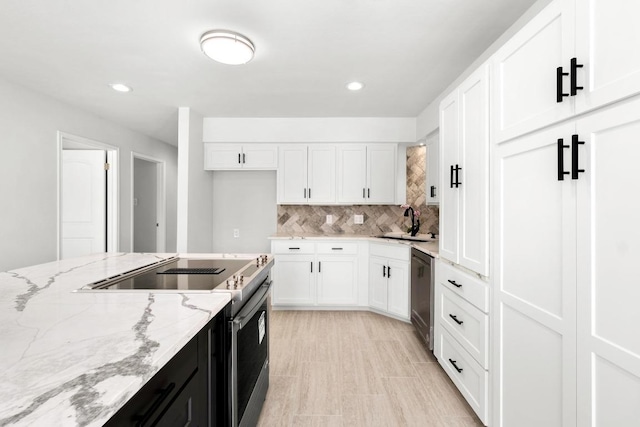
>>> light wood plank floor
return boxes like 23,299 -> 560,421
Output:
258,310 -> 484,427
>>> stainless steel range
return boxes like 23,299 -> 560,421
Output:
81,254 -> 274,427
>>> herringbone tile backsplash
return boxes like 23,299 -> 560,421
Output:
277,146 -> 439,235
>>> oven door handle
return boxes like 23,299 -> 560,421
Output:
233,282 -> 271,330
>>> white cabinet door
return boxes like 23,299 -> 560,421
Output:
426,131 -> 439,205
575,0 -> 640,114
272,255 -> 315,305
307,145 -> 336,204
386,259 -> 409,320
316,256 -> 357,305
439,90 -> 459,264
575,99 -> 640,427
492,121 -> 577,427
242,144 -> 278,169
337,145 -> 367,203
491,0 -> 575,144
458,65 -> 489,276
368,256 -> 388,311
204,143 -> 243,170
277,145 -> 308,204
367,144 -> 396,204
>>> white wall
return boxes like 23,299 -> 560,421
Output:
211,171 -> 277,254
415,0 -> 554,139
177,107 -> 214,252
0,77 -> 178,272
203,117 -> 416,143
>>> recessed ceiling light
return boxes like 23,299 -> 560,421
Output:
346,81 -> 364,91
200,30 -> 255,65
110,83 -> 132,93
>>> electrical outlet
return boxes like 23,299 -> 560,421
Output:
233,229 -> 240,238
133,198 -> 138,206
326,214 -> 333,225
354,214 -> 364,225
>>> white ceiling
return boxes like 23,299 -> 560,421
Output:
0,0 -> 537,145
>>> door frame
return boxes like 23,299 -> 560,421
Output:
131,152 -> 166,252
57,132 -> 119,260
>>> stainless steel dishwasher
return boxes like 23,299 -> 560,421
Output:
411,248 -> 435,351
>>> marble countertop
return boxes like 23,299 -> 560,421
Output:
269,233 -> 439,258
0,253 -> 233,427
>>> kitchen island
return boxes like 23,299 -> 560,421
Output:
0,252 -> 232,426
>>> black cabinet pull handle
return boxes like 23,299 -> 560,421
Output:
318,261 -> 321,273
557,138 -> 570,181
308,188 -> 311,199
363,188 -> 365,198
449,314 -> 464,325
383,265 -> 386,277
450,165 -> 454,188
448,279 -> 462,288
430,185 -> 436,197
368,188 -> 370,198
133,382 -> 175,426
238,153 -> 241,164
311,262 -> 313,273
288,247 -> 300,250
455,165 -> 461,187
331,247 -> 343,250
448,359 -> 463,373
570,57 -> 584,96
242,153 -> 246,163
304,188 -> 307,198
387,266 -> 391,278
556,66 -> 570,103
571,134 -> 585,179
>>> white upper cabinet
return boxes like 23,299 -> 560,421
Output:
491,0 -> 575,144
440,64 -> 490,276
574,0 -> 640,114
426,131 -> 440,205
337,144 -> 397,204
277,144 -> 336,204
204,143 -> 278,170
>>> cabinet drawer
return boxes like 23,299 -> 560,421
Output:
369,242 -> 409,261
316,242 -> 358,255
271,241 -> 315,254
436,327 -> 488,424
437,261 -> 489,312
439,285 -> 488,368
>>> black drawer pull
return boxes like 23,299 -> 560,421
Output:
571,134 -> 585,179
331,247 -> 343,250
311,262 -> 313,273
448,279 -> 462,288
304,188 -> 307,198
556,66 -> 569,103
368,188 -> 370,198
450,165 -> 454,188
430,185 -> 436,197
238,153 -> 241,164
570,57 -> 584,96
308,188 -> 311,198
318,261 -> 321,273
387,266 -> 391,278
449,314 -> 464,325
448,359 -> 463,373
363,188 -> 365,198
242,153 -> 246,164
383,265 -> 386,277
288,247 -> 300,250
557,138 -> 570,181
134,382 -> 175,426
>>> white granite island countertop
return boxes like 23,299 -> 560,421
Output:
0,252 -> 232,427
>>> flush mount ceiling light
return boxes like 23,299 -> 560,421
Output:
200,30 -> 255,65
346,81 -> 364,91
109,83 -> 132,93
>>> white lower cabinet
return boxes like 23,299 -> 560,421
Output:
435,260 -> 489,424
368,243 -> 410,321
271,240 -> 358,307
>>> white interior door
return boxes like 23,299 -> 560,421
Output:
61,150 -> 106,259
133,157 -> 158,253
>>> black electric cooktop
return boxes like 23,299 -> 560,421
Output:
100,258 -> 254,291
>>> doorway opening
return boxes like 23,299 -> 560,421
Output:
131,153 -> 166,253
57,132 -> 119,260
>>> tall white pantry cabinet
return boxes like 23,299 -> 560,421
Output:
490,0 -> 640,426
